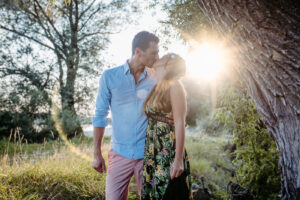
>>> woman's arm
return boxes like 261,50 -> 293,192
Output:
170,80 -> 187,179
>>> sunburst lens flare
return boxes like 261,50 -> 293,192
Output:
186,42 -> 227,80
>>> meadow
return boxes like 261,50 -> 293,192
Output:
0,130 -> 233,200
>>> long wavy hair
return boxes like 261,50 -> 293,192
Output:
144,53 -> 186,113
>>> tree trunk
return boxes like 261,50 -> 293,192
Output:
59,0 -> 82,138
197,0 -> 300,199
60,66 -> 83,138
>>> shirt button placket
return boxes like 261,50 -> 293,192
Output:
130,73 -> 137,159
134,80 -> 138,159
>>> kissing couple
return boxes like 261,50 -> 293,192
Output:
92,31 -> 193,200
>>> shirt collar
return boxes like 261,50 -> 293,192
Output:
123,60 -> 130,75
123,60 -> 148,78
140,68 -> 148,81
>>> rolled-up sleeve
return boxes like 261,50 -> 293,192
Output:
92,71 -> 111,127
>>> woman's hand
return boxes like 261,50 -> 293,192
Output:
170,158 -> 184,180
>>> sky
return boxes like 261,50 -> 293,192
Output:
105,4 -> 189,67
103,5 -> 229,81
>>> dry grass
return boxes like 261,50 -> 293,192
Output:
0,131 -> 139,200
0,130 -> 233,199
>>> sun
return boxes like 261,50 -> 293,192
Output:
185,42 -> 227,80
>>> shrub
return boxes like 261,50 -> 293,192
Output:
214,86 -> 281,199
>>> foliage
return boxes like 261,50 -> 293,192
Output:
185,133 -> 233,199
214,85 -> 281,199
0,79 -> 57,142
0,0 -> 137,139
149,0 -> 210,41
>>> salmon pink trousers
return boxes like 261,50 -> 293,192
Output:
105,149 -> 144,200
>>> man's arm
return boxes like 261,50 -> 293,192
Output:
92,71 -> 111,173
92,127 -> 106,173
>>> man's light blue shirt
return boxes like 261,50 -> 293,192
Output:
92,61 -> 155,160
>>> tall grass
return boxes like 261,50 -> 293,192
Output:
0,129 -> 233,199
0,130 -> 138,200
186,131 -> 234,199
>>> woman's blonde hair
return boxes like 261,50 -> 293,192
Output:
144,53 -> 186,112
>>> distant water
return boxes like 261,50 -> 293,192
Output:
83,124 -> 192,137
83,125 -> 201,137
82,124 -> 112,137
83,124 -> 233,140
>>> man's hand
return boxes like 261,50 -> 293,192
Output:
92,153 -> 106,173
170,159 -> 184,180
92,127 -> 106,173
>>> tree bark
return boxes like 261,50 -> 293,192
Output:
60,66 -> 83,138
197,0 -> 300,199
58,0 -> 83,137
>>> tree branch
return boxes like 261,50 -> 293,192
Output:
78,0 -> 96,20
32,3 -> 66,58
78,31 -> 112,42
78,4 -> 105,32
0,25 -> 55,51
33,0 -> 66,49
42,64 -> 53,89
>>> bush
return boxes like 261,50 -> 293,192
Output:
214,86 -> 281,199
0,85 -> 58,143
185,133 -> 233,199
0,110 -> 57,143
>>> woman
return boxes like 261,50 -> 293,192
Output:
141,53 -> 193,200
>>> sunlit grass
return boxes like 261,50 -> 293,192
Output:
0,134 -> 88,157
186,132 -> 233,199
0,133 -> 140,200
0,134 -> 109,199
0,129 -> 234,199
0,152 -> 106,199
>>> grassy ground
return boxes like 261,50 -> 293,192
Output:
0,130 -> 233,200
186,133 -> 233,199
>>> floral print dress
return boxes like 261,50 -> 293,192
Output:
141,106 -> 193,200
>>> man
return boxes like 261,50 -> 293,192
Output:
92,31 -> 159,200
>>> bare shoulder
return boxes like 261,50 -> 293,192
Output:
170,80 -> 185,95
170,80 -> 187,113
